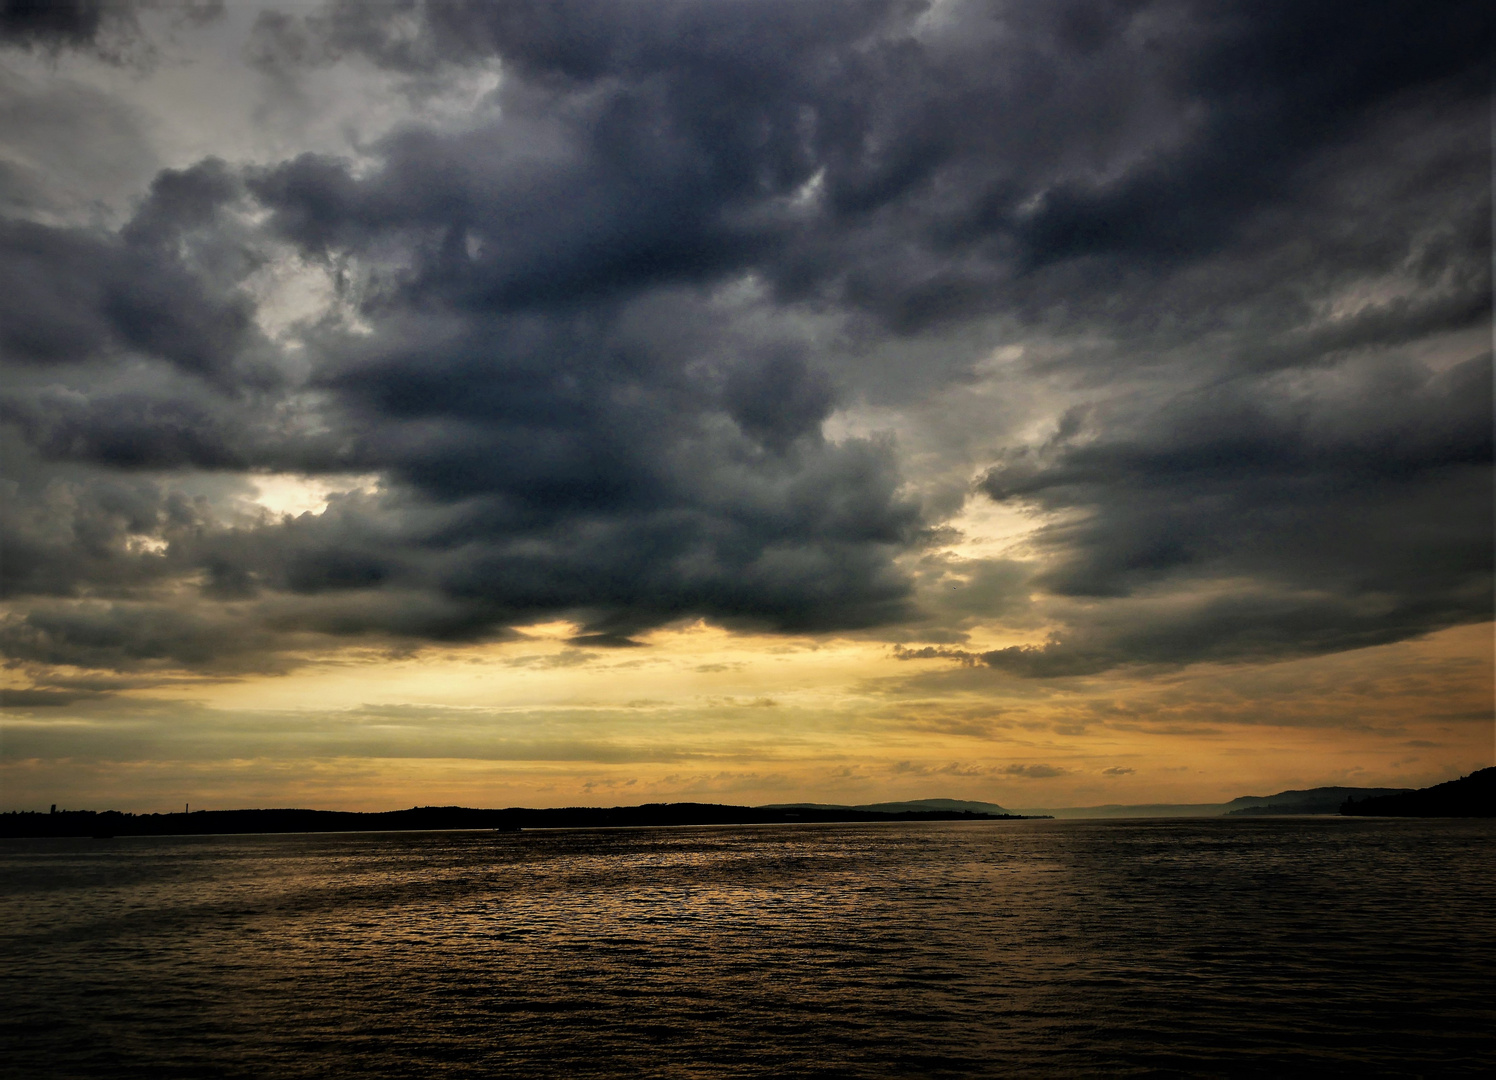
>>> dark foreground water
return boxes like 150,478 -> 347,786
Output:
2,818 -> 1492,1078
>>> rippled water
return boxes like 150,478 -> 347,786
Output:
2,818 -> 1492,1078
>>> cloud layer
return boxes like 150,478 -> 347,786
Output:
0,0 -> 1488,687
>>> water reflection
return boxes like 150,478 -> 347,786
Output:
2,819 -> 1492,1077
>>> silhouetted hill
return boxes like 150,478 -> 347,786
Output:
766,798 -> 1015,815
1340,768 -> 1496,817
1224,786 -> 1411,816
0,802 -> 1038,839
858,798 -> 1015,815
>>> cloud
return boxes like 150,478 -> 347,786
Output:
566,633 -> 645,649
0,599 -> 289,674
1013,1 -> 1489,270
972,353 -> 1493,673
0,0 -> 223,62
0,0 -> 1488,683
1001,764 -> 1066,779
1101,766 -> 1135,777
0,162 -> 267,385
1,0 -> 122,53
0,68 -> 159,224
0,687 -> 94,707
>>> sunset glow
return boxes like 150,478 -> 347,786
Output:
1,0 -> 1489,813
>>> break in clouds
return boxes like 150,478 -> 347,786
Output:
0,0 -> 1489,689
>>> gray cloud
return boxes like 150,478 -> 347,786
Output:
0,0 -> 223,61
1,0 -> 119,52
0,0 -> 1488,678
969,353 -> 1493,674
1002,764 -> 1066,779
0,166 -> 266,384
0,69 -> 159,224
0,599 -> 285,673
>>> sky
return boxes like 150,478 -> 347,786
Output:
0,0 -> 1490,813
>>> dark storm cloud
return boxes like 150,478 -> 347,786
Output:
962,352 -> 1493,674
1013,1 -> 1489,267
901,582 -> 1488,678
981,355 -> 1493,591
3,390 -> 254,470
0,600 -> 286,674
0,0 -> 222,59
0,0 -> 114,49
0,162 -> 264,382
255,0 -> 1489,331
0,467 -> 188,600
0,0 -> 1489,676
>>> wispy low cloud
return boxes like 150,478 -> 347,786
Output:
1101,766 -> 1136,777
889,760 -> 1066,780
1000,763 -> 1066,779
892,645 -> 983,666
0,698 -> 737,765
0,687 -> 98,707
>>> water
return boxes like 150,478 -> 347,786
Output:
2,818 -> 1492,1078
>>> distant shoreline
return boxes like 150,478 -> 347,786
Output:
0,803 -> 1047,839
8,771 -> 1490,838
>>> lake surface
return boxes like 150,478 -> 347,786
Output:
2,818 -> 1492,1078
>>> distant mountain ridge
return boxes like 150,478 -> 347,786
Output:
1224,786 -> 1412,816
765,798 -> 1016,816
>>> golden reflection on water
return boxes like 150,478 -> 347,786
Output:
2,819 -> 1493,1078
